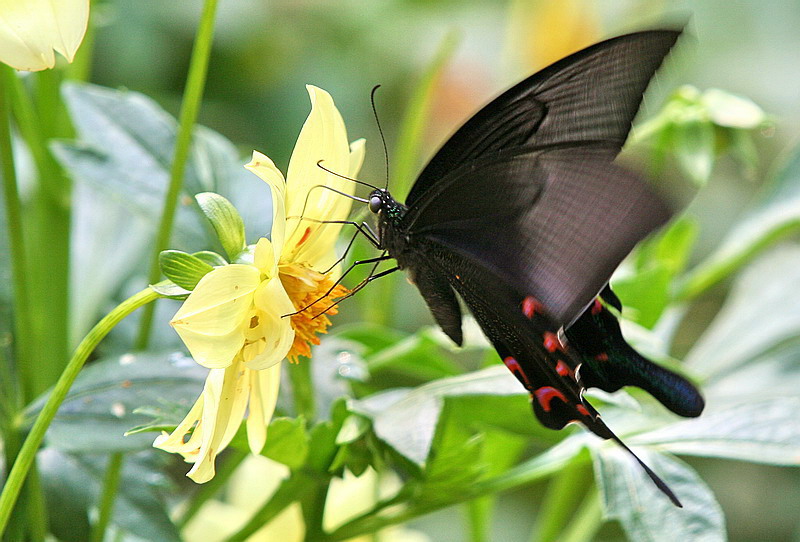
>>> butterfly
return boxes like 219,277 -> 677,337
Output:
332,29 -> 704,506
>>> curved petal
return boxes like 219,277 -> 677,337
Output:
245,278 -> 295,370
283,86 -> 351,262
0,0 -> 89,71
172,324 -> 244,369
172,265 -> 259,333
246,361 -> 282,454
153,393 -> 204,454
253,237 -> 277,278
245,152 -> 287,260
186,362 -> 248,483
348,138 -> 367,177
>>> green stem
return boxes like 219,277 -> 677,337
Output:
178,448 -> 247,528
6,65 -> 71,399
0,287 -> 159,535
558,489 -> 603,542
465,498 -> 491,542
91,453 -> 125,542
224,474 -> 313,542
135,0 -> 220,350
302,481 -> 330,542
0,66 -> 33,396
289,359 -> 316,421
531,461 -> 589,542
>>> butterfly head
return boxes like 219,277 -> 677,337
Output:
367,188 -> 404,218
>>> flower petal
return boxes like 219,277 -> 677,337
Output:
283,86 -> 352,263
246,361 -> 282,454
0,0 -> 89,71
348,138 -> 366,178
245,277 -> 295,370
171,264 -> 259,368
245,151 -> 287,260
253,237 -> 277,278
153,393 -> 204,454
186,361 -> 248,483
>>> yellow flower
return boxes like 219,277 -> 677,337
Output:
0,0 -> 89,71
155,86 -> 364,483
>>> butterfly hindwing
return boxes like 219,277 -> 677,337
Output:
405,147 -> 671,326
407,30 -> 681,206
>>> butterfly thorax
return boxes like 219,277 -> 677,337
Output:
368,188 -> 411,265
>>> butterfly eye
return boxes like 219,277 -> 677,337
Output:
369,195 -> 382,213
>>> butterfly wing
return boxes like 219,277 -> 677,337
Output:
406,30 -> 681,206
411,244 -> 681,506
405,147 -> 671,326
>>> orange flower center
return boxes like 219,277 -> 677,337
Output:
279,263 -> 348,364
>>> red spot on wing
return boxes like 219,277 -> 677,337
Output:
298,227 -> 312,245
503,356 -> 532,388
594,352 -> 609,361
555,360 -> 573,378
591,298 -> 603,315
576,404 -> 590,417
543,331 -> 564,353
534,386 -> 567,412
522,296 -> 544,318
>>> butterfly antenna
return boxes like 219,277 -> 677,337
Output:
316,160 -> 378,190
370,85 -> 390,189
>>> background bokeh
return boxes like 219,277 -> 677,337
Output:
75,0 -> 800,539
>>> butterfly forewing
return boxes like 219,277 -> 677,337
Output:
407,30 -> 681,205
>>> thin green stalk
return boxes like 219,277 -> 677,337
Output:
7,66 -> 71,398
91,453 -> 125,542
531,461 -> 589,542
178,448 -> 247,528
136,0 -> 220,349
224,474 -> 313,542
302,481 -> 330,542
465,498 -> 491,542
289,359 -> 316,421
0,66 -> 33,394
0,287 -> 159,535
558,489 -> 603,542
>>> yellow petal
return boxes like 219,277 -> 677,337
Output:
171,265 -> 259,368
246,361 -> 282,454
186,361 -> 248,483
153,393 -> 204,453
0,0 -> 89,71
245,278 -> 295,370
283,86 -> 352,261
253,237 -> 277,277
348,138 -> 366,178
245,151 -> 287,260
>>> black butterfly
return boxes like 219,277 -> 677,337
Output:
332,29 -> 704,506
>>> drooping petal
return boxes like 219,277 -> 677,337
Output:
245,152 -> 287,261
171,265 -> 259,368
246,361 -> 282,454
245,277 -> 295,370
0,0 -> 89,71
153,393 -> 205,454
186,361 -> 248,483
283,86 -> 351,262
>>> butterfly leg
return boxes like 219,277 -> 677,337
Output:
312,265 -> 400,319
282,253 -> 392,317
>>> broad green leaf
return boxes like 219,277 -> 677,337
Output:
39,449 -> 180,542
365,331 -> 463,384
635,398 -> 800,465
612,265 -> 671,328
678,146 -> 800,300
335,323 -> 407,356
150,279 -> 191,299
261,417 -> 309,470
195,192 -> 246,260
685,246 -> 800,379
24,352 -> 207,452
349,366 -> 523,465
193,250 -> 227,267
159,250 -> 214,290
593,447 -> 724,542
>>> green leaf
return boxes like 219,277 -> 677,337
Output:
678,146 -> 800,300
685,246 -> 800,379
674,119 -> 716,186
158,250 -> 214,290
39,449 -> 181,542
366,330 -> 463,384
195,192 -> 246,260
262,417 -> 309,470
192,250 -> 227,267
23,352 -> 207,452
636,398 -> 800,465
349,366 -> 523,465
593,447 -> 724,542
612,265 -> 671,328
